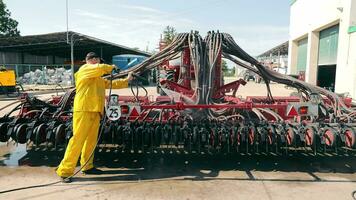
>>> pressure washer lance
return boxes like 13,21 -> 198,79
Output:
0,69 -> 134,194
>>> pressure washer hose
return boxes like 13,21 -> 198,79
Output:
0,100 -> 21,112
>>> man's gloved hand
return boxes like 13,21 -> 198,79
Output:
112,65 -> 120,74
128,72 -> 134,81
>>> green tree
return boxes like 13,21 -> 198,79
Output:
162,26 -> 177,44
222,60 -> 236,77
230,66 -> 236,76
0,0 -> 20,38
222,59 -> 229,74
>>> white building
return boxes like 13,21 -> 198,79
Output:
288,0 -> 356,97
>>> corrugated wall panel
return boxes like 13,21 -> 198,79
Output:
318,25 -> 339,65
296,37 -> 308,73
0,52 -> 21,64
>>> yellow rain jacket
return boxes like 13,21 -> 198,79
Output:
73,63 -> 128,113
56,63 -> 128,177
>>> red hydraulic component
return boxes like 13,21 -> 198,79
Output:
343,97 -> 352,107
286,127 -> 296,146
267,126 -> 275,145
304,126 -> 316,146
160,80 -> 194,96
323,128 -> 336,147
344,128 -> 356,148
181,47 -> 192,90
141,102 -> 287,111
159,47 -> 194,97
213,79 -> 246,98
248,127 -> 255,145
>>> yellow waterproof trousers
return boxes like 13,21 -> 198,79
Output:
56,111 -> 101,177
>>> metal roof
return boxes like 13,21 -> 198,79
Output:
0,31 -> 151,62
257,41 -> 289,58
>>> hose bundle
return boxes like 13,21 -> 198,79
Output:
104,31 -> 355,122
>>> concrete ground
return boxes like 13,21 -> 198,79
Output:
0,81 -> 356,200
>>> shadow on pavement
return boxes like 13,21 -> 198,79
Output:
1,145 -> 356,183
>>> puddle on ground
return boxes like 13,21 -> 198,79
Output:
0,141 -> 356,177
0,143 -> 28,167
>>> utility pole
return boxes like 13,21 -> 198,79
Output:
70,33 -> 75,85
69,33 -> 83,85
66,0 -> 75,85
66,0 -> 69,44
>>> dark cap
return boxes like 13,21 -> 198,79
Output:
85,52 -> 105,63
86,52 -> 100,60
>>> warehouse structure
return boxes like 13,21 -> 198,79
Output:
257,41 -> 288,74
0,31 -> 150,78
288,0 -> 356,96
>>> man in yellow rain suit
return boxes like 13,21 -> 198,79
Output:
56,52 -> 133,182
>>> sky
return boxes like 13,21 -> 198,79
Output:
4,0 -> 290,56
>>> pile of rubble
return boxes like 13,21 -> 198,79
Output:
18,67 -> 73,85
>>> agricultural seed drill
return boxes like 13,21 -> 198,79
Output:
0,31 -> 355,155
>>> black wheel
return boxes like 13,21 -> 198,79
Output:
11,124 -> 22,141
55,124 -> 66,147
35,124 -> 47,146
15,124 -> 28,144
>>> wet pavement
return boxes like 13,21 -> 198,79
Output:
1,143 -> 356,174
1,142 -> 356,199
